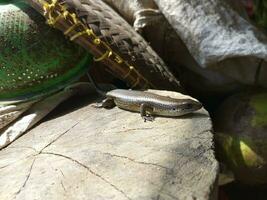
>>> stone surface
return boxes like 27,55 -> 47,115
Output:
0,90 -> 219,200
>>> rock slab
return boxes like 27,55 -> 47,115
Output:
0,90 -> 219,200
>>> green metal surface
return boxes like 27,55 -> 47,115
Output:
0,2 -> 91,101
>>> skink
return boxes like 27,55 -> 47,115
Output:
87,72 -> 202,121
94,89 -> 202,121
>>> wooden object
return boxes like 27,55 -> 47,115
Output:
25,0 -> 181,90
0,90 -> 218,200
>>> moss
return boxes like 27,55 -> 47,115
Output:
250,94 -> 267,127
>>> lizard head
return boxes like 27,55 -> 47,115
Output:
154,98 -> 202,117
173,99 -> 203,116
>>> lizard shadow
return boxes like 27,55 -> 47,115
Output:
42,84 -> 115,122
174,112 -> 208,119
152,112 -> 208,121
114,107 -> 208,122
43,94 -> 99,122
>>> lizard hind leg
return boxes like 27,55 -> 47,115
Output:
92,98 -> 115,109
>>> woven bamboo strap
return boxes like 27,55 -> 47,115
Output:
25,0 -> 181,90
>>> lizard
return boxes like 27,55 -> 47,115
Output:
87,73 -> 202,122
95,89 -> 202,121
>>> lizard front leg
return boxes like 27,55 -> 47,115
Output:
140,103 -> 154,122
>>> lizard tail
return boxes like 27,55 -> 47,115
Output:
87,72 -> 107,97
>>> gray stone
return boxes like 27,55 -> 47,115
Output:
153,0 -> 267,88
0,90 -> 218,200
